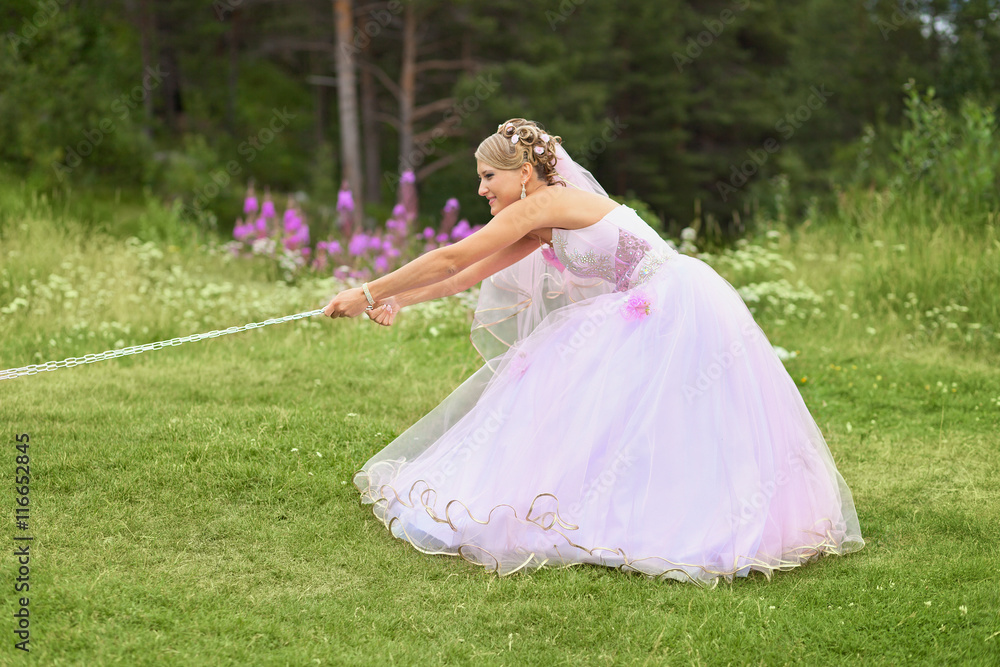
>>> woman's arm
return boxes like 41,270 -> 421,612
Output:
325,197 -> 557,318
393,235 -> 539,308
368,202 -> 539,301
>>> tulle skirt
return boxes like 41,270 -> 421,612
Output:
353,254 -> 864,586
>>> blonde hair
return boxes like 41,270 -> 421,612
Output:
474,118 -> 565,187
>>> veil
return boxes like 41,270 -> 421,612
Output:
469,144 -> 666,369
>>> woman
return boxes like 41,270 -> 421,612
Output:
323,118 -> 864,586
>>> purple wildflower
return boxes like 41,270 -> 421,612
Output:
400,170 -> 418,222
451,219 -> 471,241
284,212 -> 302,234
348,234 -> 369,256
337,187 -> 355,213
441,198 -> 460,235
261,198 -> 276,219
243,192 -> 258,215
233,220 -> 252,241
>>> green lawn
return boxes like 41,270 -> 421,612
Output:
1,198 -> 999,665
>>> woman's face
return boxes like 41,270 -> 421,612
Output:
477,160 -> 524,215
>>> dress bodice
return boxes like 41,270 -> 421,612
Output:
549,205 -> 673,292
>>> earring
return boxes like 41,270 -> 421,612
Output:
520,182 -> 527,199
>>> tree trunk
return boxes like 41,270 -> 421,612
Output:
360,50 -> 382,205
333,0 -> 364,228
160,46 -> 183,134
398,1 -> 417,173
226,9 -> 239,136
137,0 -> 156,138
358,18 -> 381,206
312,51 -> 328,148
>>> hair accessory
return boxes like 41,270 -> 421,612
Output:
511,135 -> 519,144
534,146 -> 544,154
541,133 -> 549,142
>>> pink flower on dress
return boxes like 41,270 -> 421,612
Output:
507,351 -> 530,378
621,291 -> 653,321
540,244 -> 565,272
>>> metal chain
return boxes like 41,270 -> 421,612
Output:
0,308 -> 326,382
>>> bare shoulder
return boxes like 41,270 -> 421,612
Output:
555,189 -> 620,230
511,186 -> 619,233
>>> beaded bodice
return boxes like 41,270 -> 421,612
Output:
550,208 -> 670,292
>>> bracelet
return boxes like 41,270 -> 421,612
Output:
362,282 -> 375,308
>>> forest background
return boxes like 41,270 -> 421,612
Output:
3,2 -> 1000,664
3,0 -> 999,240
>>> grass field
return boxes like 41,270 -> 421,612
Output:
1,191 -> 998,665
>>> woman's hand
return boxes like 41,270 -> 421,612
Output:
368,296 -> 400,326
323,287 -> 372,319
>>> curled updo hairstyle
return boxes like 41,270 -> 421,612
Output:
474,118 -> 566,187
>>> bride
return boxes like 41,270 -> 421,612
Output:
323,118 -> 864,585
